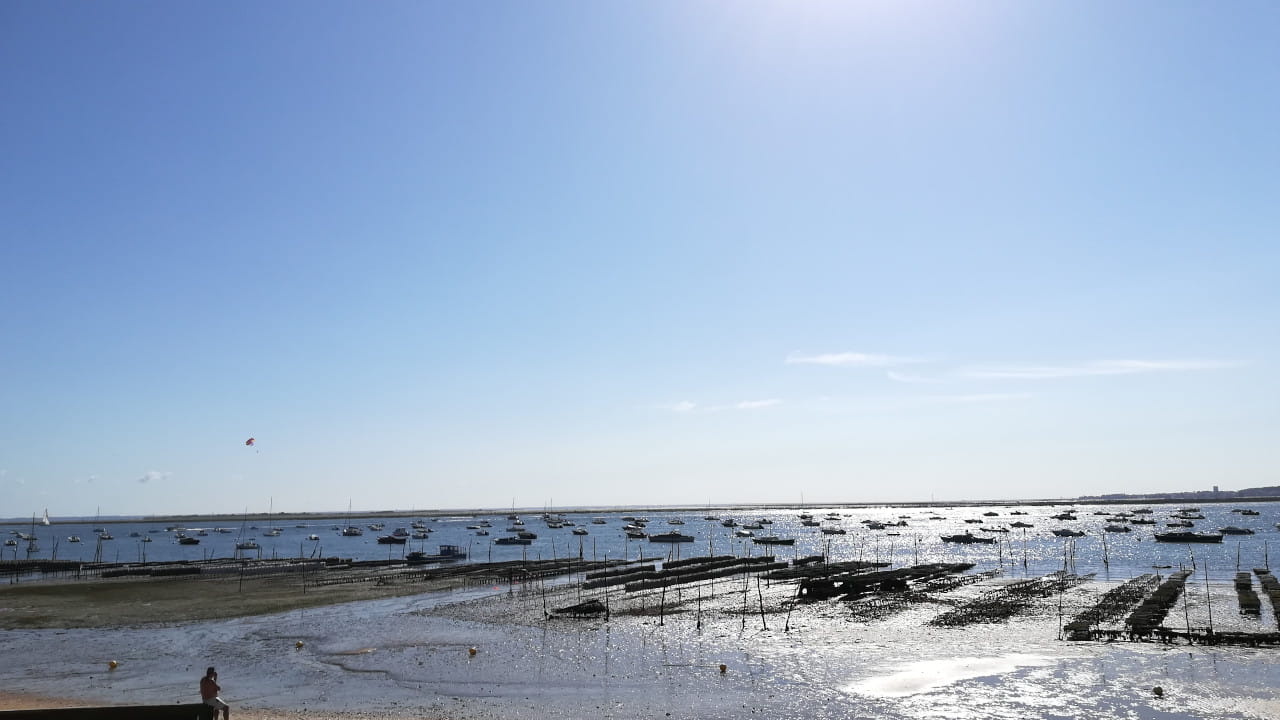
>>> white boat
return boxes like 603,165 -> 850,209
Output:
41,509 -> 50,526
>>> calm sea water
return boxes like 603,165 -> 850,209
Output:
6,501 -> 1278,583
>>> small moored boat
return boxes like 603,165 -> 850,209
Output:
649,532 -> 695,543
940,533 -> 995,544
1154,532 -> 1223,543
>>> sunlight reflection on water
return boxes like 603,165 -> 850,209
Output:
849,653 -> 1056,697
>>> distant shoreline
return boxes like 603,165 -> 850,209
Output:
5,495 -> 1278,526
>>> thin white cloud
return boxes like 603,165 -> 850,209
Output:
657,399 -> 782,413
138,470 -> 172,484
786,352 -> 917,368
922,393 -> 1034,404
959,359 -> 1237,380
656,401 -> 698,413
886,370 -> 944,384
735,399 -> 782,410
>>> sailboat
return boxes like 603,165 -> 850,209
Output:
41,509 -> 50,526
341,500 -> 363,536
25,513 -> 40,556
262,496 -> 284,536
235,507 -> 259,551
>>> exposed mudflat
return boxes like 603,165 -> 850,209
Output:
2,564 -> 1279,719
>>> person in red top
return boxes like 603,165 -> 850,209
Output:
200,667 -> 230,720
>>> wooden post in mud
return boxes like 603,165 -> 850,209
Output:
784,585 -> 794,632
1056,563 -> 1065,641
756,577 -> 768,630
1203,557 -> 1213,635
659,580 -> 666,626
1102,533 -> 1109,568
741,573 -> 749,630
1182,556 -> 1193,642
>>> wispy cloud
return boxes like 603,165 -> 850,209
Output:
657,401 -> 698,413
886,370 -> 944,384
786,352 -> 918,368
138,470 -> 172,484
734,398 -> 782,410
921,392 -> 1034,404
958,359 -> 1237,380
657,399 -> 783,413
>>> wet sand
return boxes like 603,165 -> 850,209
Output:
0,570 -> 468,630
3,568 -> 1279,719
0,691 -> 432,720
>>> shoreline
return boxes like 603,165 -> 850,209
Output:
8,495 -> 1278,527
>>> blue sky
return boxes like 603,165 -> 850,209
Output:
2,2 -> 1277,517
